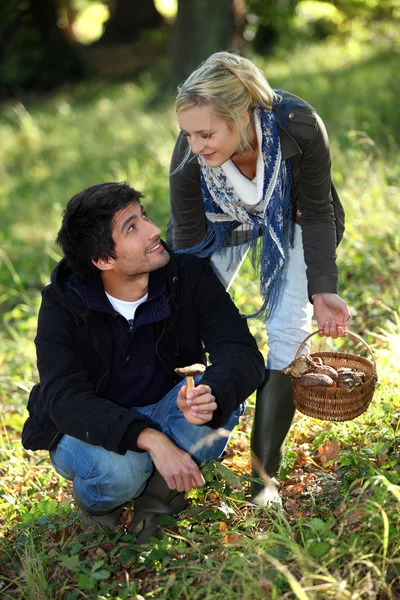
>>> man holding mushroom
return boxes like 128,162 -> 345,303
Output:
22,182 -> 265,542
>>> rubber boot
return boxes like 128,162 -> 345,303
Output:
250,369 -> 296,506
73,491 -> 123,530
131,469 -> 189,544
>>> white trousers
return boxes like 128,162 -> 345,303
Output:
211,224 -> 313,370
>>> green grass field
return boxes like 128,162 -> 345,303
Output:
0,29 -> 399,599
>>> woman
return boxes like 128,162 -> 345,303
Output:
167,51 -> 350,505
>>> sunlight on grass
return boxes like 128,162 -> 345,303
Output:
372,310 -> 400,386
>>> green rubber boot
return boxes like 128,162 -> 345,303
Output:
250,369 -> 296,506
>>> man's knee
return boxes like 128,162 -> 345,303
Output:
73,448 -> 153,510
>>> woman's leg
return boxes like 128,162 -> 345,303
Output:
50,435 -> 153,512
210,243 -> 250,290
251,225 -> 313,503
266,224 -> 313,369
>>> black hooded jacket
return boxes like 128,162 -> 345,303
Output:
22,250 -> 265,455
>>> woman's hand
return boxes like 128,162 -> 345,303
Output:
313,293 -> 351,338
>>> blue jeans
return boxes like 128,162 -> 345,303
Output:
211,224 -> 313,369
50,378 -> 244,512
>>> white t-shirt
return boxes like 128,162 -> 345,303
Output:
105,291 -> 148,321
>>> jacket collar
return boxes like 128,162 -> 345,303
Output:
278,125 -> 302,159
84,269 -> 166,314
50,244 -> 178,316
160,242 -> 180,306
272,96 -> 302,159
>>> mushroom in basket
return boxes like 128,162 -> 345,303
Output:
281,354 -> 338,384
282,355 -> 367,391
281,355 -> 318,378
337,368 -> 365,390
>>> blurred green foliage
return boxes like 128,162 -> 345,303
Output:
1,0 -> 399,95
246,0 -> 400,51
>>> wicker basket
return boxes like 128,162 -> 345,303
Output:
291,330 -> 378,421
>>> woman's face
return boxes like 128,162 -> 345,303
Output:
177,106 -> 240,167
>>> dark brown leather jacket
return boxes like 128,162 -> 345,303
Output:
167,92 -> 345,302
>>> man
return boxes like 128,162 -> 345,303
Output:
22,182 -> 265,542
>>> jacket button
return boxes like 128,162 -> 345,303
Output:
288,112 -> 295,119
296,209 -> 302,217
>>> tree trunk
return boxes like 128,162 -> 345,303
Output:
77,0 -> 168,77
97,0 -> 164,45
171,0 -> 243,85
0,0 -> 81,96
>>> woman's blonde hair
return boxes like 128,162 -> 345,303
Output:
176,51 -> 278,153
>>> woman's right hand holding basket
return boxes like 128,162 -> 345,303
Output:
313,293 -> 351,338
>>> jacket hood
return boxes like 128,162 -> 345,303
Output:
47,258 -> 88,316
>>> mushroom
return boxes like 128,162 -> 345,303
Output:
282,354 -> 316,378
174,363 -> 206,393
313,364 -> 339,381
337,370 -> 364,390
337,367 -> 354,375
298,372 -> 335,387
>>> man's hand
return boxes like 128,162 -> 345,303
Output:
313,293 -> 351,338
137,429 -> 205,492
177,384 -> 218,425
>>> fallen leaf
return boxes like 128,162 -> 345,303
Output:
345,508 -> 365,524
285,483 -> 305,496
120,508 -> 132,527
376,452 -> 388,467
295,449 -> 308,467
224,532 -> 244,544
284,499 -> 299,514
318,439 -> 341,464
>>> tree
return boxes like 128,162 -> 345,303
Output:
76,0 -> 169,77
0,0 -> 169,96
0,0 -> 81,98
95,0 -> 164,45
246,0 -> 299,53
171,0 -> 244,84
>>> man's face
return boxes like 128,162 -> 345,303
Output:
107,202 -> 170,279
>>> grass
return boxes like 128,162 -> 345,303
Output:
1,28 -> 400,599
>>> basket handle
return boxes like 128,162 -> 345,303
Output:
294,329 -> 377,374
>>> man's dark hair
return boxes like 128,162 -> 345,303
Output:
56,182 -> 144,281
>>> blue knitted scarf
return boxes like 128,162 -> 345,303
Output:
178,101 -> 293,319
